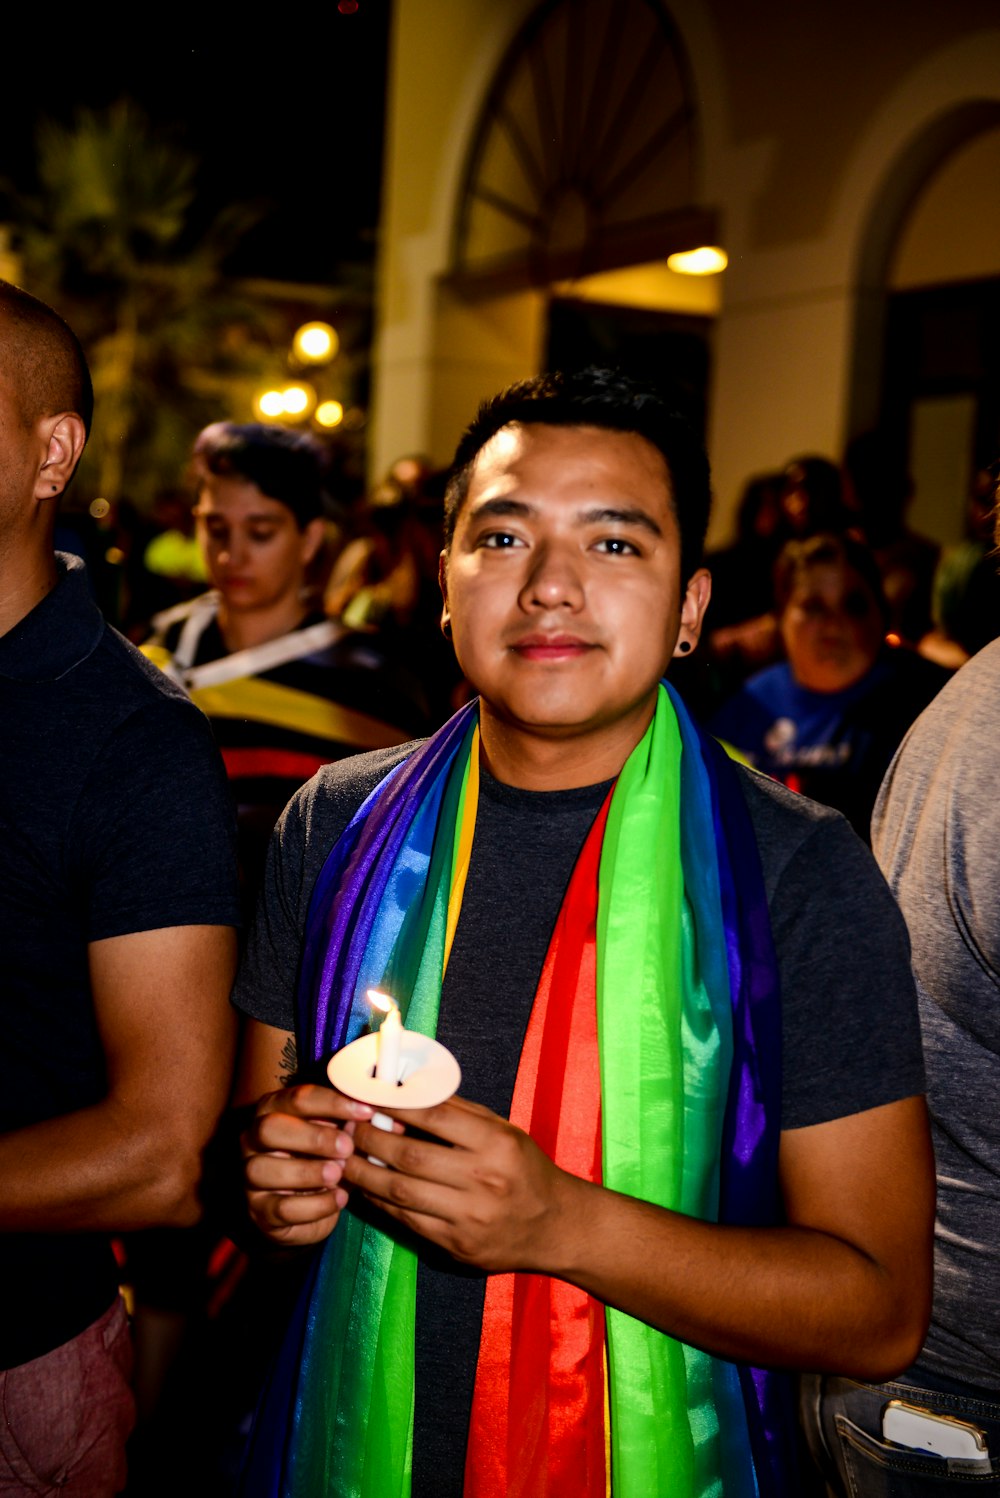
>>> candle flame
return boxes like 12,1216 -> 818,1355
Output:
367,988 -> 397,1015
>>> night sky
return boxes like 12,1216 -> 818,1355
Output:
0,3 -> 391,285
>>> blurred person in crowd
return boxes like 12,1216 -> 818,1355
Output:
696,459 -> 855,713
325,456 -> 463,722
710,532 -> 947,839
0,284 -> 240,1495
920,461 -> 1000,668
779,454 -> 855,538
325,469 -> 424,629
233,368 -> 931,1496
691,471 -> 787,712
803,587 -> 1000,1491
134,487 -> 209,616
704,471 -> 785,633
143,422 -> 429,900
844,429 -> 939,645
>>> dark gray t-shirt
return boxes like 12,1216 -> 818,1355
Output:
874,638 -> 1000,1392
235,742 -> 924,1491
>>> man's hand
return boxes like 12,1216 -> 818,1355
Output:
345,1095 -> 581,1272
242,1083 -> 376,1247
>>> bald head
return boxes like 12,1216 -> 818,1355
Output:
0,281 -> 93,438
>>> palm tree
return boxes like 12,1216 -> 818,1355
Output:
3,100 -> 276,505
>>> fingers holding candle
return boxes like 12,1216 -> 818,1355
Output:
242,1083 -> 375,1246
343,1095 -> 581,1274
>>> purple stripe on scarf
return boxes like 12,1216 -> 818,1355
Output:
702,727 -> 798,1498
296,703 -> 477,1060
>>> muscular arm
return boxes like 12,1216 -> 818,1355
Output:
343,1091 -> 934,1380
0,924 -> 238,1233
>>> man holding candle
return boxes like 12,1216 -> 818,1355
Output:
235,368 -> 932,1496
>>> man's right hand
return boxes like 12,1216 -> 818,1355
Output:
241,1083 -> 374,1246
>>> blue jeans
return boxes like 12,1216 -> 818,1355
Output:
800,1371 -> 1000,1496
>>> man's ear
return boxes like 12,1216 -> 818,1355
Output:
673,567 -> 712,658
34,413 -> 87,502
438,550 -> 451,639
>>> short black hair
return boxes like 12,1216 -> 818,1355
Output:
0,279 -> 94,437
192,422 -> 327,529
443,367 -> 711,582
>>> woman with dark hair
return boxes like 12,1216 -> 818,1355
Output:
709,532 -> 948,839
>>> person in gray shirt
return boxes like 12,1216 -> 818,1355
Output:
803,627 -> 1000,1492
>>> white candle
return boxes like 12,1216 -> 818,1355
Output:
367,988 -> 402,1149
374,998 -> 402,1085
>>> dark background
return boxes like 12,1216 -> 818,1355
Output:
0,4 -> 391,284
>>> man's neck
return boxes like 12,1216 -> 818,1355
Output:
217,598 -> 309,654
478,698 -> 657,791
0,544 -> 58,639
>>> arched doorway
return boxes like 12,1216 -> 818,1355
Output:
850,104 -> 1000,544
431,0 -> 721,451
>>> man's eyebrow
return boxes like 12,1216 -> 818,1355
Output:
465,497 -> 664,537
466,496 -> 534,523
578,505 -> 664,537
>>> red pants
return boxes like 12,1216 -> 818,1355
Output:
0,1298 -> 134,1497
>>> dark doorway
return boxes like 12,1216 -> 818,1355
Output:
881,277 -> 1000,542
546,297 -> 712,437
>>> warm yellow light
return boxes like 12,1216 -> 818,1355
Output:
315,399 -> 344,428
258,390 -> 285,418
282,385 -> 312,416
89,497 -> 110,519
293,321 -> 338,364
666,246 -> 728,276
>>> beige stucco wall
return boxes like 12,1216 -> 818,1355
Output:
373,0 -> 1000,544
372,0 -> 538,474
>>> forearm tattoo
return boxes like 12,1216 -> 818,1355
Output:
278,1034 -> 298,1087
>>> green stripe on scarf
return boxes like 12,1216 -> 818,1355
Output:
598,692 -> 731,1495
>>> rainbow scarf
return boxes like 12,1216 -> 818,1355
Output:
241,685 -> 796,1497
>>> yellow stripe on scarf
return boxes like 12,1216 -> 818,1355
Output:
443,726 -> 480,975
191,676 -> 409,750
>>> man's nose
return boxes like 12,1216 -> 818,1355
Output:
518,542 -> 584,610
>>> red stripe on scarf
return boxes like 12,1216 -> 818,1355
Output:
464,794 -> 612,1497
220,746 -> 328,782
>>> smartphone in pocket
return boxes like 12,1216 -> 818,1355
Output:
882,1400 -> 990,1463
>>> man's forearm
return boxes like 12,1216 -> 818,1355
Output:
3,925 -> 239,1234
346,1093 -> 935,1381
0,1097 -> 211,1233
546,1174 -> 926,1379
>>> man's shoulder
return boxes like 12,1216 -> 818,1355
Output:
282,741 -> 423,857
732,759 -> 861,899
98,620 -> 191,700
85,621 -> 217,745
875,640 -> 1000,856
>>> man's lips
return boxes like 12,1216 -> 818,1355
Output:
508,633 -> 598,660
